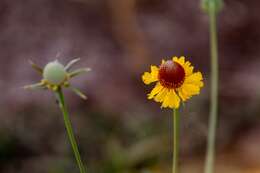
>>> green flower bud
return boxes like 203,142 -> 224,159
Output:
25,58 -> 89,99
43,60 -> 67,85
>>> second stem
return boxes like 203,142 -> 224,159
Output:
204,4 -> 219,173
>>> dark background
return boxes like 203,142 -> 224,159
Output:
0,0 -> 260,172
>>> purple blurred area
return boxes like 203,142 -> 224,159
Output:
0,0 -> 260,172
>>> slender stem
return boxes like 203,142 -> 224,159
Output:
57,89 -> 86,173
204,3 -> 219,173
172,109 -> 180,173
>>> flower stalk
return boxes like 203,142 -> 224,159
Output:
172,109 -> 180,173
56,88 -> 86,173
203,1 -> 222,173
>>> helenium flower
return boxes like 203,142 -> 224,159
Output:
142,56 -> 204,109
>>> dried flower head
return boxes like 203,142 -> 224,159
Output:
24,58 -> 91,99
142,56 -> 204,109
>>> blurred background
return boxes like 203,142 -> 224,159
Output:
0,0 -> 260,172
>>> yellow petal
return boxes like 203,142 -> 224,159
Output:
173,56 -> 185,65
179,56 -> 185,64
185,72 -> 204,87
178,83 -> 200,101
148,83 -> 163,99
161,59 -> 166,64
181,90 -> 192,99
161,89 -> 180,109
183,61 -> 194,76
172,56 -> 178,62
184,84 -> 200,94
154,88 -> 168,103
177,88 -> 188,101
177,72 -> 203,101
142,65 -> 159,85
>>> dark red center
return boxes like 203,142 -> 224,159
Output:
158,60 -> 185,89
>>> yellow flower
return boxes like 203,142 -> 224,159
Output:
142,56 -> 204,109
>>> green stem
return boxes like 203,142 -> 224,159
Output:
57,89 -> 86,173
204,3 -> 219,173
172,109 -> 180,173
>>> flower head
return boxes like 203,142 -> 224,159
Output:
142,56 -> 204,109
24,58 -> 91,99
